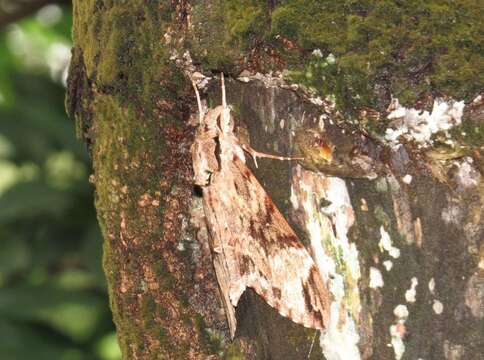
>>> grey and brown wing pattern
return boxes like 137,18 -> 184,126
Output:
190,75 -> 330,338
203,155 -> 330,337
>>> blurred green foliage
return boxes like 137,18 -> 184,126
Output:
0,4 -> 120,360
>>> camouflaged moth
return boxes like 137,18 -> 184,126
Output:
191,74 -> 330,338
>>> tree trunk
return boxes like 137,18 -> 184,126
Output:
67,1 -> 483,359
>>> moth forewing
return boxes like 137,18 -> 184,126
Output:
191,74 -> 331,338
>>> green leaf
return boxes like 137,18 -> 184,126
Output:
53,269 -> 100,291
0,180 -> 71,224
0,285 -> 107,342
95,332 -> 122,360
0,235 -> 30,282
0,320 -> 84,360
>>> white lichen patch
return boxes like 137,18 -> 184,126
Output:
405,277 -> 418,303
389,324 -> 406,360
441,197 -> 463,225
453,157 -> 481,190
318,114 -> 327,131
290,165 -> 362,359
389,304 -> 409,360
385,98 -> 465,146
312,48 -> 323,57
383,260 -> 394,271
369,267 -> 384,289
379,226 -> 401,259
428,278 -> 435,294
231,70 -> 337,115
394,304 -> 409,318
402,174 -> 413,184
465,272 -> 484,318
309,96 -> 325,106
320,302 -> 361,360
433,300 -> 444,314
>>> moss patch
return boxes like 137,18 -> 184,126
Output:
273,1 -> 481,112
272,0 -> 482,110
224,0 -> 270,47
72,1 -> 184,113
190,1 -> 241,72
191,1 -> 482,114
451,118 -> 484,148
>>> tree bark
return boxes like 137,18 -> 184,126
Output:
67,1 -> 483,359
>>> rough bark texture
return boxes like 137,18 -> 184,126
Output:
67,1 -> 483,359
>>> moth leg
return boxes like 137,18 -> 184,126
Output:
240,143 -> 303,168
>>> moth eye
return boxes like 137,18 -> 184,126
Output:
192,185 -> 203,197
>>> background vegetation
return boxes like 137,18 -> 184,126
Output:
0,3 -> 120,359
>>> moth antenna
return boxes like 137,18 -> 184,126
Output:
221,72 -> 227,109
191,78 -> 203,124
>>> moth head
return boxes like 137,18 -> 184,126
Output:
203,106 -> 224,132
220,106 -> 235,133
191,137 -> 219,186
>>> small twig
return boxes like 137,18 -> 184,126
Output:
307,330 -> 318,359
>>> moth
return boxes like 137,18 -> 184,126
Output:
191,74 -> 330,337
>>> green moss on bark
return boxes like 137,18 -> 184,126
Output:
73,1 -> 184,112
271,0 -> 482,110
89,94 -> 164,357
192,1 -> 482,113
70,2 -> 223,357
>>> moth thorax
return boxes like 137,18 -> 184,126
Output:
221,107 -> 235,133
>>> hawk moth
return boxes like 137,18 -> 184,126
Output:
191,75 -> 331,338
